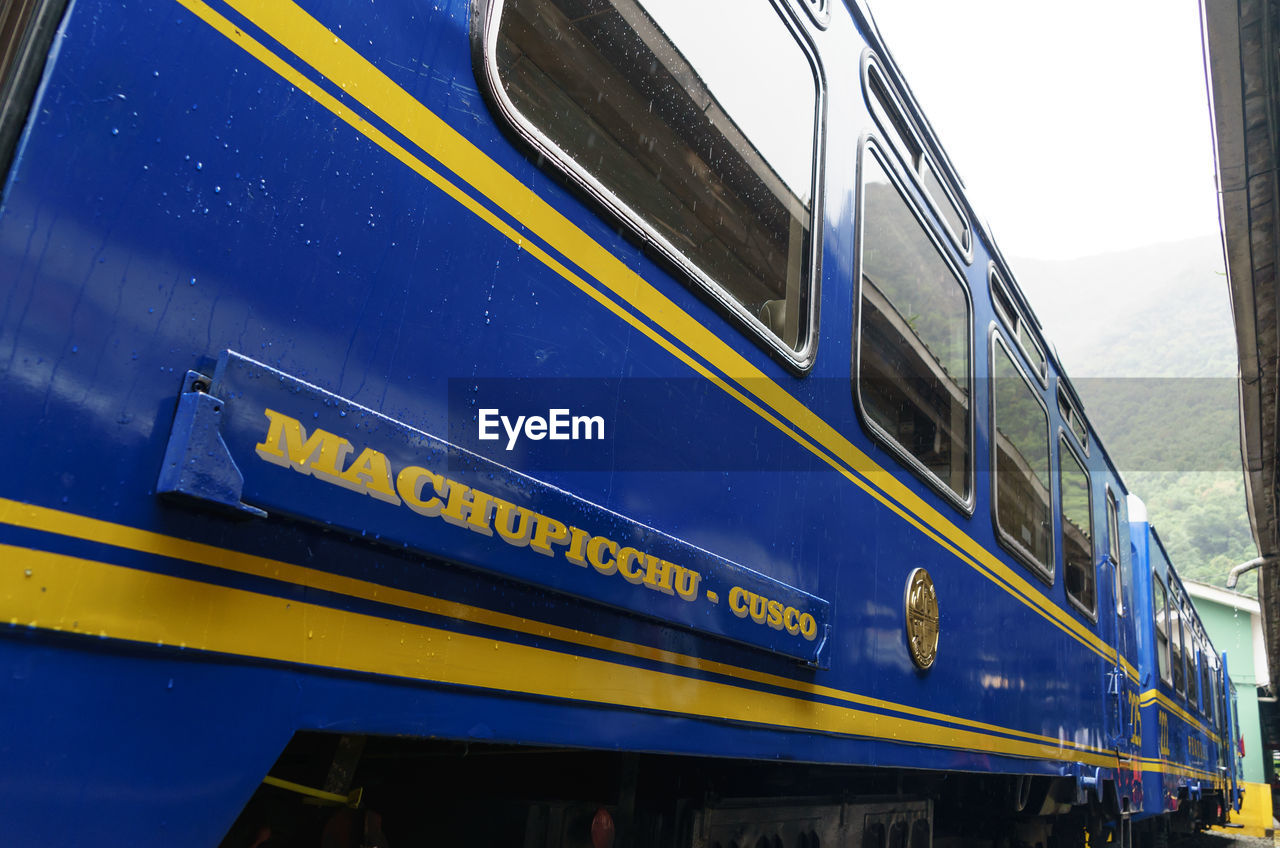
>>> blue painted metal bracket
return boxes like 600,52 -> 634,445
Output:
165,350 -> 831,666
156,371 -> 267,518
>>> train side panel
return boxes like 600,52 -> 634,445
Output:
0,0 -> 1232,844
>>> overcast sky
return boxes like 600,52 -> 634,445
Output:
865,0 -> 1221,262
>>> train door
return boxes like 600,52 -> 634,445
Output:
1104,488 -> 1136,759
1220,653 -> 1242,812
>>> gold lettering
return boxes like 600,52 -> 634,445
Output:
672,567 -> 701,602
440,482 -> 497,536
530,515 -> 570,557
766,600 -> 785,631
729,586 -> 749,618
494,500 -> 537,548
564,526 -> 591,566
616,547 -> 645,584
395,466 -> 446,517
587,536 -> 619,575
642,555 -> 676,595
255,408 -> 352,479
337,447 -> 401,505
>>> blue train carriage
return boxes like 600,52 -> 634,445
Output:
0,0 -> 1243,845
1128,500 -> 1245,825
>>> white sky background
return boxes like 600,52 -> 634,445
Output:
866,0 -> 1221,261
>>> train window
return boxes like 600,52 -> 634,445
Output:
1060,436 -> 1094,617
1106,488 -> 1125,616
1200,647 -> 1213,715
856,147 -> 971,506
991,337 -> 1052,577
989,266 -> 1047,386
1186,634 -> 1199,708
861,56 -> 971,257
1170,597 -> 1186,695
1153,575 -> 1171,685
1,0 -> 68,177
482,0 -> 821,361
1058,384 -> 1089,454
865,63 -> 920,168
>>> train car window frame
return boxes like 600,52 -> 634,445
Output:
1186,626 -> 1199,709
860,52 -> 972,262
1058,432 -> 1096,620
989,264 -> 1048,387
476,0 -> 827,372
989,330 -> 1054,582
1106,486 -> 1126,616
1198,648 -> 1208,712
1153,573 -> 1171,686
791,0 -> 830,30
1057,381 -> 1089,456
854,139 -> 974,513
1170,590 -> 1186,696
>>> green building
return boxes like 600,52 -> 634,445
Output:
1186,580 -> 1271,833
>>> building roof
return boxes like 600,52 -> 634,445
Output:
1203,0 -> 1280,692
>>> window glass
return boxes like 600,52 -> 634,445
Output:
1017,323 -> 1046,381
1060,437 -> 1094,614
866,65 -> 919,169
1187,637 -> 1199,708
1171,598 -> 1185,695
858,152 -> 971,500
919,158 -> 968,249
490,0 -> 818,350
990,269 -> 1045,383
1058,388 -> 1088,450
1153,576 -> 1171,684
1201,649 -> 1213,715
1106,489 -> 1124,615
992,340 -> 1051,573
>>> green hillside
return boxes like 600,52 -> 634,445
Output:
1012,236 -> 1259,595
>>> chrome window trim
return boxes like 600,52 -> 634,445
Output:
1105,483 -> 1126,617
474,0 -> 827,374
1057,376 -> 1090,456
988,262 -> 1049,388
1153,571 -> 1173,686
859,50 -> 972,264
852,137 -> 975,516
988,328 -> 1055,584
1058,429 -> 1097,622
791,0 -> 830,30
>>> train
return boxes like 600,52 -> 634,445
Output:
0,0 -> 1246,845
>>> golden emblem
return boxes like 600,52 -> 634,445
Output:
904,568 -> 939,669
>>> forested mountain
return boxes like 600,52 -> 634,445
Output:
1012,236 -> 1259,595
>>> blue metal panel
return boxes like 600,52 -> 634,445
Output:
0,0 -> 1235,840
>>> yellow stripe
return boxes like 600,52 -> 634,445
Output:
1140,689 -> 1219,740
176,0 -> 1136,681
0,497 -> 1110,757
3,543 -> 1114,766
1133,755 -> 1221,781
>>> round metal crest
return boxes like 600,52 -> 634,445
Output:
904,568 -> 939,669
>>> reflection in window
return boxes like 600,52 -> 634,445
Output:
858,153 -> 970,500
992,341 -> 1051,573
1171,599 -> 1185,694
1201,654 -> 1213,716
1060,437 -> 1094,614
491,0 -> 818,350
1184,602 -> 1197,705
1107,489 -> 1125,615
1154,576 -> 1170,684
